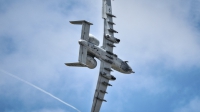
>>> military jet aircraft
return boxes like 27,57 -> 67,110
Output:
65,0 -> 134,112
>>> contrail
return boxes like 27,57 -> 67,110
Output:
0,69 -> 81,112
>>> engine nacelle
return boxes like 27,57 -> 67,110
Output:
89,34 -> 99,46
86,56 -> 97,69
105,34 -> 120,43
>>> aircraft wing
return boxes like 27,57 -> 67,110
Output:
102,0 -> 118,52
91,60 -> 116,112
91,0 -> 117,111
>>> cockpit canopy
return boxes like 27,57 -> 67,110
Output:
88,34 -> 99,46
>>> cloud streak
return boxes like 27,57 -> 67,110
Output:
0,69 -> 81,112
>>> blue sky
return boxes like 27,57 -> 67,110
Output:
0,0 -> 200,112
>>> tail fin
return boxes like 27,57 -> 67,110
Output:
65,62 -> 86,67
66,20 -> 93,66
70,20 -> 93,41
66,44 -> 87,66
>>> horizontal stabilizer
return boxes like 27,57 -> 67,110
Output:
65,62 -> 86,67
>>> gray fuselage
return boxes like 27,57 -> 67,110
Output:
79,39 -> 133,74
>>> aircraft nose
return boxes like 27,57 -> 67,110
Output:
128,66 -> 134,73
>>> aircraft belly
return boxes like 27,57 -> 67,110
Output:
87,44 -> 104,59
87,45 -> 127,74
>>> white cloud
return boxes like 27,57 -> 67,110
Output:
100,1 -> 200,103
104,0 -> 200,104
112,0 -> 200,69
0,0 -> 100,111
1,0 -> 200,112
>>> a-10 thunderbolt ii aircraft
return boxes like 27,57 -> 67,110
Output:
65,0 -> 134,112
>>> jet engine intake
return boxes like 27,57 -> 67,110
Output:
86,56 -> 97,69
89,34 -> 99,46
105,34 -> 120,43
